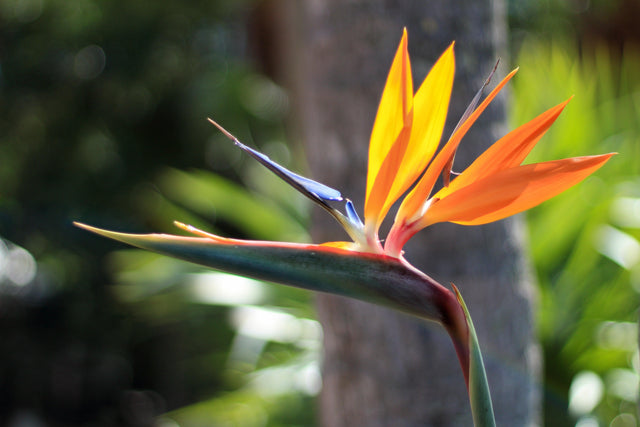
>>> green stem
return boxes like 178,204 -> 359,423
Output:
452,285 -> 496,427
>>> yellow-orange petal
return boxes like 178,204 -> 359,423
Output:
395,68 -> 519,224
320,241 -> 358,250
380,43 -> 455,222
365,29 -> 413,225
418,153 -> 615,227
438,98 -> 571,199
173,221 -> 358,255
365,124 -> 412,232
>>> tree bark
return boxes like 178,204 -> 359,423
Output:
282,0 -> 540,425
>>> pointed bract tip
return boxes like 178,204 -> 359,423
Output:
173,220 -> 189,231
207,118 -> 237,142
73,222 -> 122,240
450,282 -> 461,299
73,221 -> 94,232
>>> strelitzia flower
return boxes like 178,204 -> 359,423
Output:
76,29 -> 613,426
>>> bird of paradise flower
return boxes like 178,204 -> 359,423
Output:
76,29 -> 613,426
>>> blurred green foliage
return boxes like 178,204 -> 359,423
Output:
513,40 -> 640,426
0,0 -> 319,425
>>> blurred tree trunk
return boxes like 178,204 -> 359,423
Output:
273,0 -> 541,425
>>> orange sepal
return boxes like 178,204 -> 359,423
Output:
419,153 -> 615,227
395,68 -> 518,224
439,98 -> 571,199
320,241 -> 358,250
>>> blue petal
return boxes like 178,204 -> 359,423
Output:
209,118 -> 365,242
234,139 -> 343,203
345,199 -> 364,228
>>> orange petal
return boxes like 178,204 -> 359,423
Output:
419,153 -> 615,227
365,29 -> 413,225
395,68 -> 519,224
438,98 -> 571,199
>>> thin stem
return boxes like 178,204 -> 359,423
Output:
452,285 -> 496,427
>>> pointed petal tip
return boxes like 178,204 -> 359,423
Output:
553,96 -> 573,113
506,67 -> 519,79
400,28 -> 408,45
437,41 -> 455,58
444,42 -> 455,61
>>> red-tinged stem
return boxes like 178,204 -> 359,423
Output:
443,291 -> 471,388
399,258 -> 471,388
385,219 -> 418,258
